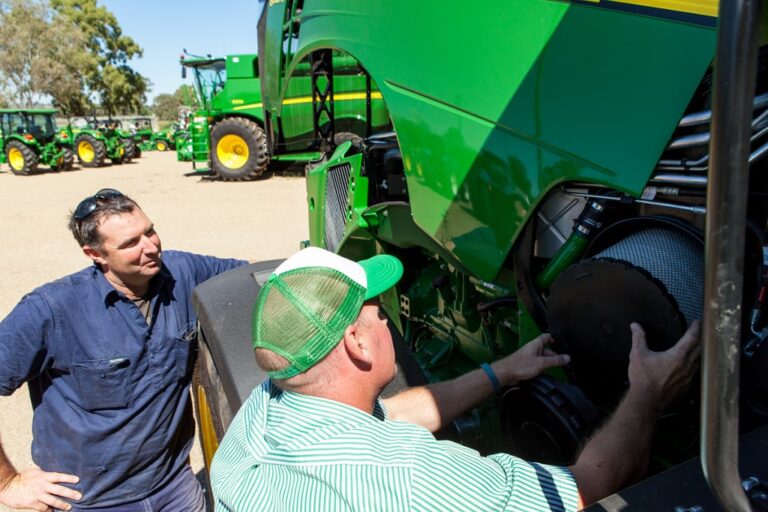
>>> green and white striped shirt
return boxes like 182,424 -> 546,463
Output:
211,380 -> 580,511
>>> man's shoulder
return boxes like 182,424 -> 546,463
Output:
161,250 -> 245,272
33,266 -> 99,297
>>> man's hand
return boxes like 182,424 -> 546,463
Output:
492,333 -> 571,387
628,320 -> 701,411
571,321 -> 701,505
0,467 -> 81,511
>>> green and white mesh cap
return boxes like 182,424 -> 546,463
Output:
252,247 -> 403,380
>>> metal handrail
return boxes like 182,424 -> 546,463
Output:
701,0 -> 761,510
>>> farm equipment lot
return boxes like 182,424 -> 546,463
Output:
0,152 -> 308,511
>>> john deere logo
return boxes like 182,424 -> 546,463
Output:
232,99 -> 245,105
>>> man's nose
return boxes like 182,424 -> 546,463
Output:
141,235 -> 160,253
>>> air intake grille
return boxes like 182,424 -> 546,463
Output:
594,227 -> 703,324
324,163 -> 352,252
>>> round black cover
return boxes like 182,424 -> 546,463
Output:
547,259 -> 686,407
501,375 -> 600,466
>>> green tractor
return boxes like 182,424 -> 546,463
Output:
149,122 -> 184,152
96,119 -> 135,164
125,116 -> 181,156
70,117 -> 129,167
180,51 -> 390,181
195,0 -> 768,509
0,109 -> 74,175
125,116 -> 156,158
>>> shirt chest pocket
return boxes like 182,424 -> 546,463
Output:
72,357 -> 134,411
175,321 -> 197,382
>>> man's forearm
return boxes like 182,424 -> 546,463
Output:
382,335 -> 570,431
383,365 -> 497,432
570,387 -> 661,506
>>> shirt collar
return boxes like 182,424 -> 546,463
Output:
94,262 -> 173,305
273,381 -> 388,423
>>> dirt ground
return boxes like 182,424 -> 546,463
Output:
0,151 -> 309,511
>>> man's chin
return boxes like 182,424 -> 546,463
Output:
142,262 -> 161,274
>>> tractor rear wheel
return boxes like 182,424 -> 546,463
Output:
133,145 -> 142,159
5,140 -> 38,176
210,117 -> 269,181
76,135 -> 106,167
121,138 -> 137,160
155,140 -> 168,151
52,147 -> 75,172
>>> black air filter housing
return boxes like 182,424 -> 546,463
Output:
547,223 -> 703,407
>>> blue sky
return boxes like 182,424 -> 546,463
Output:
101,0 -> 265,101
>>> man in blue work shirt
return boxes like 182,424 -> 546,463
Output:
0,189 -> 247,511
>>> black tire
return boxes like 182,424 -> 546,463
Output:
210,117 -> 269,181
155,140 -> 169,151
52,147 -> 75,172
134,146 -> 142,159
75,134 -> 106,167
4,140 -> 38,176
121,138 -> 137,160
192,332 -> 233,487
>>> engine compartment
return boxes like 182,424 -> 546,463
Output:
308,56 -> 768,472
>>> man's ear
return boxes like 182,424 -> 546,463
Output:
82,244 -> 106,266
342,321 -> 373,366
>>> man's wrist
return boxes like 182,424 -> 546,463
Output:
480,363 -> 502,394
624,385 -> 663,417
0,469 -> 17,497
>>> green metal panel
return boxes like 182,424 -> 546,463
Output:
268,0 -> 716,280
203,54 -> 264,123
225,54 -> 258,79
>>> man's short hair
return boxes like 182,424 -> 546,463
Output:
68,192 -> 139,248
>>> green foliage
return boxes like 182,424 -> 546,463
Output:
152,85 -> 198,120
175,85 -> 199,108
152,93 -> 180,121
0,0 -> 87,110
51,0 -> 149,115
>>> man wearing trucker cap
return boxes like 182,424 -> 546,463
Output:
211,247 -> 700,511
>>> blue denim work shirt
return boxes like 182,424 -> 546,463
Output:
0,250 -> 246,507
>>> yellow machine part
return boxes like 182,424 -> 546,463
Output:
216,134 -> 249,169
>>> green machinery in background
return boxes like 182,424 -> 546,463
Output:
152,122 -> 187,153
126,116 -> 153,157
0,109 -> 74,175
179,51 -> 390,181
100,119 -> 136,162
69,116 -> 129,167
125,116 -> 186,156
194,0 -> 768,509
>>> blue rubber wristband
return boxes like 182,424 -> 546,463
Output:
480,363 -> 502,394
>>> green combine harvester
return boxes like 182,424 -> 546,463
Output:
194,0 -> 768,509
180,51 -> 390,180
0,109 -> 74,175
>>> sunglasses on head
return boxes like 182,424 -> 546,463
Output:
74,188 -> 124,221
